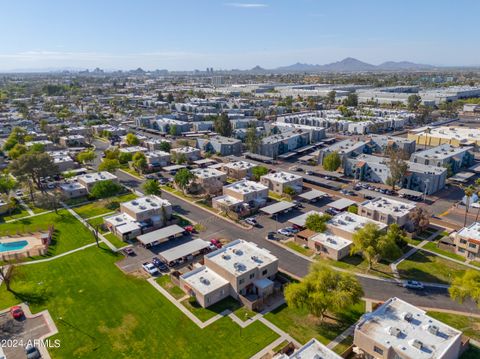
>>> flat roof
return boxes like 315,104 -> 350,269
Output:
122,195 -> 170,214
310,232 -> 352,251
261,171 -> 302,184
328,198 -> 356,210
288,210 -> 323,227
328,212 -> 387,233
222,160 -> 256,170
160,238 -> 210,263
77,171 -> 117,184
136,224 -> 184,245
298,189 -> 327,201
360,197 -> 415,217
224,179 -> 268,194
398,188 -> 424,197
457,222 -> 480,241
191,167 -> 226,179
181,266 -> 229,295
163,164 -> 187,171
260,201 -> 296,216
356,297 -> 462,359
449,171 -> 475,183
289,338 -> 342,359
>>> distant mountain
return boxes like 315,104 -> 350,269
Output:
267,57 -> 437,73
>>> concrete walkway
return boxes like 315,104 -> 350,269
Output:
390,240 -> 428,278
4,208 -> 54,223
19,243 -> 98,266
18,197 -> 34,216
327,324 -> 355,349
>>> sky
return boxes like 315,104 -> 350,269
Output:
0,0 -> 479,71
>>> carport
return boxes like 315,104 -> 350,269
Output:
136,224 -> 185,247
450,172 -> 476,183
398,188 -> 423,199
159,238 -> 210,265
260,201 -> 296,216
328,198 -> 356,211
288,210 -> 323,228
298,189 -> 327,202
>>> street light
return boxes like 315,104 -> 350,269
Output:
423,179 -> 430,202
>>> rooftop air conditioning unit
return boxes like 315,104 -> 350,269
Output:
411,339 -> 423,350
427,324 -> 439,335
403,312 -> 413,322
388,326 -> 402,337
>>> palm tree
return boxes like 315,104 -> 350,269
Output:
463,185 -> 476,226
475,179 -> 480,222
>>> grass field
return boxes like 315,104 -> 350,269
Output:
0,210 -> 94,257
0,206 -> 30,222
73,193 -> 137,219
316,255 -> 395,279
264,301 -> 365,345
102,232 -> 126,249
155,275 -> 186,300
181,296 -> 242,322
427,311 -> 480,341
397,250 -> 468,284
285,241 -> 314,257
422,242 -> 466,262
0,246 -> 278,358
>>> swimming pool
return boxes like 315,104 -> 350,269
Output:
0,240 -> 28,252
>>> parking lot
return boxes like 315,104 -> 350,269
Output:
0,309 -> 52,359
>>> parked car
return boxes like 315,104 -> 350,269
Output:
25,345 -> 41,359
267,231 -> 276,240
142,262 -> 160,276
305,171 -> 314,175
325,208 -> 340,216
403,280 -> 424,290
10,306 -> 24,320
184,225 -> 195,234
292,200 -> 303,208
122,247 -> 136,256
145,174 -> 156,180
210,239 -> 222,248
152,257 -> 169,272
158,178 -> 169,185
277,227 -> 294,236
244,217 -> 258,226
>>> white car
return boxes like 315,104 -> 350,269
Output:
403,280 -> 424,290
245,217 -> 258,226
277,228 -> 294,236
142,262 -> 160,276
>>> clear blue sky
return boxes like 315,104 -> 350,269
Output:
1,0 -> 478,71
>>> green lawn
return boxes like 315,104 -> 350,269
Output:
317,255 -> 395,279
0,246 -> 278,358
73,193 -> 137,219
427,312 -> 480,341
86,216 -> 110,233
285,241 -> 314,257
423,242 -> 466,262
264,301 -> 365,345
181,296 -> 243,322
397,250 -> 468,284
103,232 -> 127,249
332,335 -> 354,355
234,306 -> 257,321
0,210 -> 94,257
156,275 -> 186,300
0,206 -> 30,222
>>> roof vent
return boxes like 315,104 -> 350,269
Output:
403,312 -> 413,322
427,324 -> 439,336
411,339 -> 423,350
388,326 -> 402,337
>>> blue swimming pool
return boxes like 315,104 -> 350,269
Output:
0,240 -> 28,252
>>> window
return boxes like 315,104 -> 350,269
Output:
262,269 -> 268,276
373,346 -> 384,355
460,239 -> 468,245
249,273 -> 255,279
469,243 -> 477,249
239,279 -> 245,285
458,248 -> 465,253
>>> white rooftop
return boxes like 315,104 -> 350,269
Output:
222,160 -> 255,170
104,213 -> 140,234
457,222 -> 480,241
328,212 -> 387,234
181,266 -> 229,295
413,126 -> 480,143
289,338 -> 342,359
361,197 -> 415,217
356,297 -> 462,359
171,146 -> 199,154
261,171 -> 303,184
121,195 -> 170,213
213,195 -> 243,206
60,182 -> 85,191
77,171 -> 117,184
310,232 -> 352,251
206,239 -> 277,275
119,146 -> 148,153
191,167 -> 226,179
289,210 -> 323,227
224,179 -> 268,195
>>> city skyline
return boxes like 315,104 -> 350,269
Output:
1,0 -> 479,71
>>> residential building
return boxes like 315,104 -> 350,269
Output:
276,338 -> 342,359
145,150 -> 171,168
369,134 -> 417,156
345,154 -> 447,195
327,212 -> 387,240
196,135 -> 242,156
136,116 -> 191,134
358,197 -> 416,230
180,239 -> 278,308
410,144 -> 474,174
59,135 -> 86,147
308,232 -> 352,260
59,182 -> 88,199
452,222 -> 480,260
191,167 -> 227,194
260,171 -> 303,195
408,126 -> 480,147
143,138 -> 171,151
52,154 -> 76,172
213,179 -> 268,212
26,140 -> 54,151
354,297 -> 463,359
170,146 -> 201,162
119,146 -> 149,154
318,139 -> 368,166
259,129 -> 311,159
76,171 -> 118,192
221,160 -> 256,180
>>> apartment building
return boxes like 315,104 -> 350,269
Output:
59,135 -> 86,147
212,179 -> 268,212
307,232 -> 352,260
196,135 -> 242,156
143,138 -> 171,151
170,146 -> 201,162
76,171 -> 118,192
136,116 -> 191,134
221,160 -> 256,179
258,129 -> 311,159
191,167 -> 227,189
410,144 -> 474,174
408,126 -> 480,147
119,146 -> 149,155
26,140 -> 54,151
145,150 -> 171,168
327,212 -> 387,240
52,154 -> 76,172
369,134 -> 417,156
318,139 -> 368,166
354,297 -> 462,359
345,154 -> 447,195
180,239 -> 278,308
452,222 -> 480,260
260,171 -> 303,195
277,338 -> 342,359
358,197 -> 416,230
59,182 -> 88,199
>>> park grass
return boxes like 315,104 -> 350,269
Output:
0,246 -> 278,359
285,241 -> 314,257
406,236 -> 423,246
427,312 -> 480,341
86,216 -> 110,233
0,210 -> 94,257
103,232 -> 126,249
155,275 -> 186,300
397,250 -> 468,284
272,340 -> 289,353
73,193 -> 137,219
316,255 -> 396,279
181,296 -> 243,322
0,206 -> 30,222
423,242 -> 466,262
264,301 -> 365,345
332,335 -> 354,355
234,306 -> 257,321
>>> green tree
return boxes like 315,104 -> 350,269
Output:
0,174 -> 18,214
9,152 -> 59,193
408,207 -> 430,234
132,152 -> 147,172
169,125 -> 178,136
351,223 -> 401,269
77,150 -> 96,165
126,133 -> 140,146
118,152 -> 133,164
449,270 -> 480,308
463,185 -> 476,226
304,213 -> 331,233
98,158 -> 121,173
326,90 -> 336,106
283,186 -> 297,198
407,94 -> 422,111
245,127 -> 260,153
176,153 -> 188,165
322,151 -> 341,171
386,148 -> 408,191
7,143 -> 27,159
251,166 -> 268,181
90,180 -> 123,199
214,113 -> 232,137
3,127 -> 26,152
174,168 -> 195,194
284,263 -> 363,321
347,205 -> 358,214
167,93 -> 174,103
159,141 -> 171,152
143,179 -> 161,196
342,93 -> 358,107
28,143 -> 45,153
